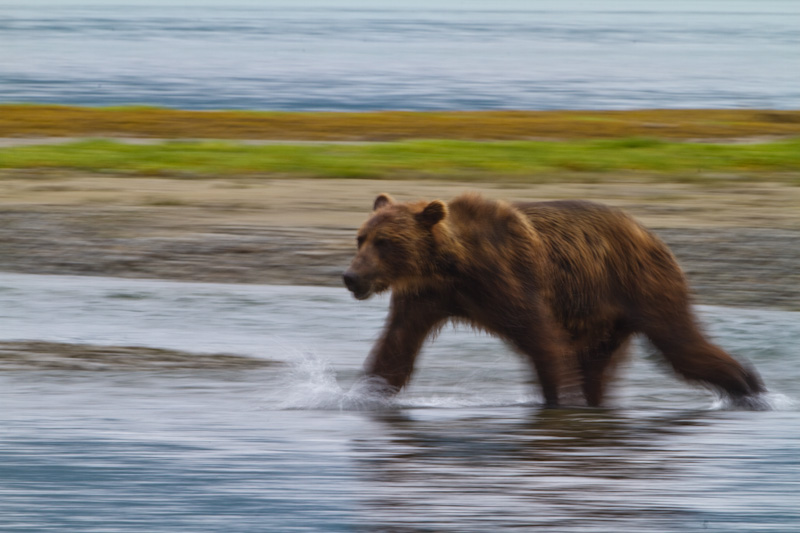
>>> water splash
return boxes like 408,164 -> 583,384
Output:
268,353 -> 543,411
271,353 -> 398,411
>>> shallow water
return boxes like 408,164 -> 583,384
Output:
2,1 -> 799,110
0,272 -> 798,531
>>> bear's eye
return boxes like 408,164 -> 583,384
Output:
356,235 -> 366,249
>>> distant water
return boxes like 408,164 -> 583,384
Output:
2,1 -> 799,110
0,272 -> 798,531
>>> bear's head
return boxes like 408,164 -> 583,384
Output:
343,193 -> 447,300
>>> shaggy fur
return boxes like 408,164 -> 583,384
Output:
343,193 -> 764,407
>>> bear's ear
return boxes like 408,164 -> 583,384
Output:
416,200 -> 447,228
373,193 -> 395,211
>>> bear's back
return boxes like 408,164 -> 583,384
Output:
514,199 -> 668,276
513,200 -> 684,340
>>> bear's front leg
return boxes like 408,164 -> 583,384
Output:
363,292 -> 448,392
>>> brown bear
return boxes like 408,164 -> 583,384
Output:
343,193 -> 764,407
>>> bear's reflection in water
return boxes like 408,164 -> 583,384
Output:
351,409 -> 731,532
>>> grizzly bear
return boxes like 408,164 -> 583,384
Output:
343,193 -> 764,407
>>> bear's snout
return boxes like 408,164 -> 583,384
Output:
343,270 -> 371,299
342,271 -> 359,291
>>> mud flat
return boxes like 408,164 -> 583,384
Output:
0,341 -> 278,371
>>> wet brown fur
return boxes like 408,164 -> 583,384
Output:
343,193 -> 764,407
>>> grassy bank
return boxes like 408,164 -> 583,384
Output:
2,138 -> 799,182
2,105 -> 800,141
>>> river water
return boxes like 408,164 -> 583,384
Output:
2,1 -> 799,110
0,272 -> 797,531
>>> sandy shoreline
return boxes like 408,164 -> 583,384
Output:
1,172 -> 798,310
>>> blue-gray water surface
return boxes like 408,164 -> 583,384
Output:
2,0 -> 799,110
0,272 -> 797,531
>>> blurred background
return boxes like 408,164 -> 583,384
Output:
1,1 -> 799,532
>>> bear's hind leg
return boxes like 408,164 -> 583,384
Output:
578,331 -> 632,407
640,311 -> 764,399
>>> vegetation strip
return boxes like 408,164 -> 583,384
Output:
1,138 -> 799,181
2,105 -> 800,141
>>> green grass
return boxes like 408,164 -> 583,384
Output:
1,138 -> 799,183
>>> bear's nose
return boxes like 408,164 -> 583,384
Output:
342,271 -> 359,291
